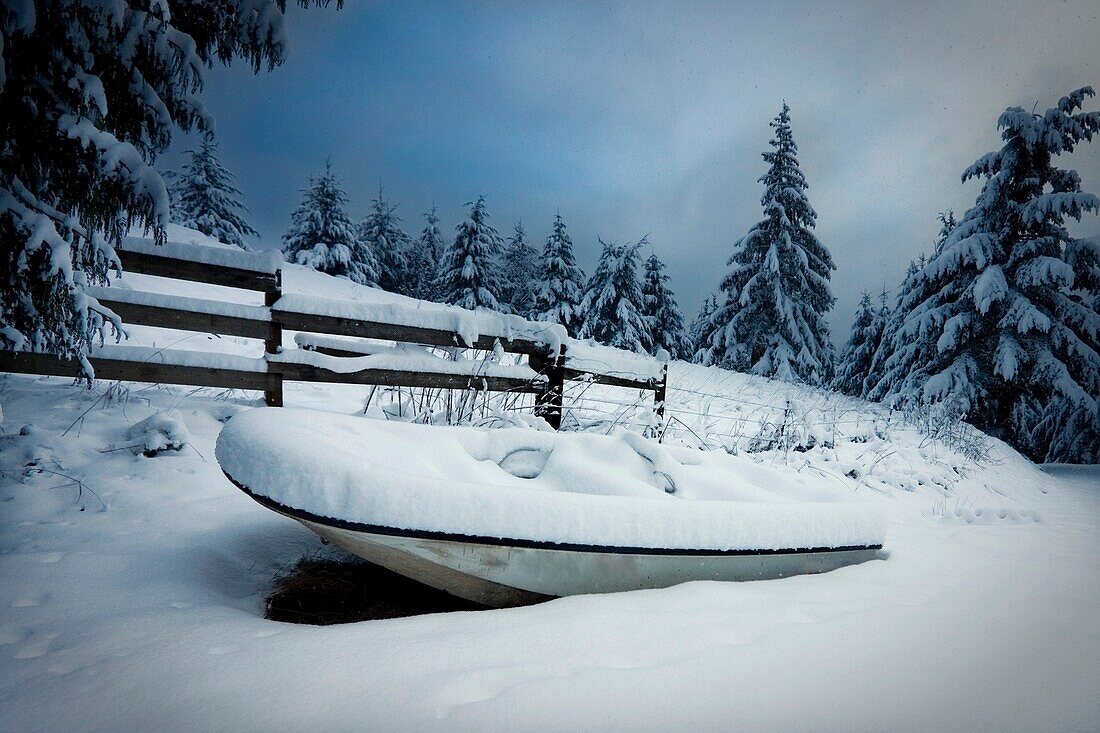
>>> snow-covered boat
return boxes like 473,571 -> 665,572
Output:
216,408 -> 885,606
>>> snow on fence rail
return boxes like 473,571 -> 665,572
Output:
0,239 -> 668,430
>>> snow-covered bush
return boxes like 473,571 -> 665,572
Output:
0,423 -> 52,479
0,422 -> 104,510
900,399 -> 994,464
127,411 -> 191,457
745,400 -> 828,454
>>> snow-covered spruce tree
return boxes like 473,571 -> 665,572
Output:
436,196 -> 504,310
169,139 -> 258,249
531,214 -> 587,336
580,239 -> 649,352
641,254 -> 691,359
833,292 -> 878,395
499,221 -> 541,317
688,293 -> 719,363
884,88 -> 1100,463
865,215 -> 955,401
0,1 -> 338,375
705,103 -> 836,384
409,206 -> 445,301
282,165 -> 378,286
858,287 -> 891,395
360,185 -> 412,295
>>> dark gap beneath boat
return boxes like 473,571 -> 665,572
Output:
265,556 -> 534,623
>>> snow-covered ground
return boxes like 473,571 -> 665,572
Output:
1,229 -> 1098,731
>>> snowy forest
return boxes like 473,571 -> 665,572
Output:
1,4 -> 1099,731
151,94 -> 1100,463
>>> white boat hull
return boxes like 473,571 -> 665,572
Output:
243,491 -> 881,607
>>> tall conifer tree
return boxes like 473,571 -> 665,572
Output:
882,88 -> 1100,462
580,238 -> 648,352
689,293 -> 720,363
436,196 -> 504,310
499,221 -> 540,317
282,164 -> 378,286
641,254 -> 691,359
834,292 -> 879,395
409,206 -> 445,301
360,185 -> 411,294
705,103 -> 835,384
169,139 -> 258,249
532,213 -> 586,335
866,215 -> 955,401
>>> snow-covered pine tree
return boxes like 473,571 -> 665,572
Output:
410,206 -> 445,300
282,164 -> 378,286
499,222 -> 541,317
860,287 -> 892,395
865,215 -> 955,401
884,88 -> 1100,463
641,254 -> 691,359
531,214 -> 587,336
705,103 -> 836,384
833,292 -> 878,396
436,196 -> 504,310
1036,375 -> 1100,464
580,238 -> 649,352
0,1 -> 338,375
688,293 -> 719,363
866,259 -> 925,400
360,185 -> 412,295
169,139 -> 258,249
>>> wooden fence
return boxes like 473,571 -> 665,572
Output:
0,239 -> 667,430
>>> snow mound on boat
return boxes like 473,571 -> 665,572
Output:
215,408 -> 885,552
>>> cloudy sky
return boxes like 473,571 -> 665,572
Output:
168,0 -> 1100,337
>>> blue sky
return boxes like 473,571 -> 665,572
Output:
166,0 -> 1100,338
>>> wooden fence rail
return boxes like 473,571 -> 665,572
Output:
1,239 -> 667,430
0,350 -> 277,393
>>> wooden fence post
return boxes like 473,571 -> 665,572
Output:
652,361 -> 668,440
534,343 -> 566,430
264,268 -> 284,407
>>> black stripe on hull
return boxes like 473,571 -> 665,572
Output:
225,470 -> 883,557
